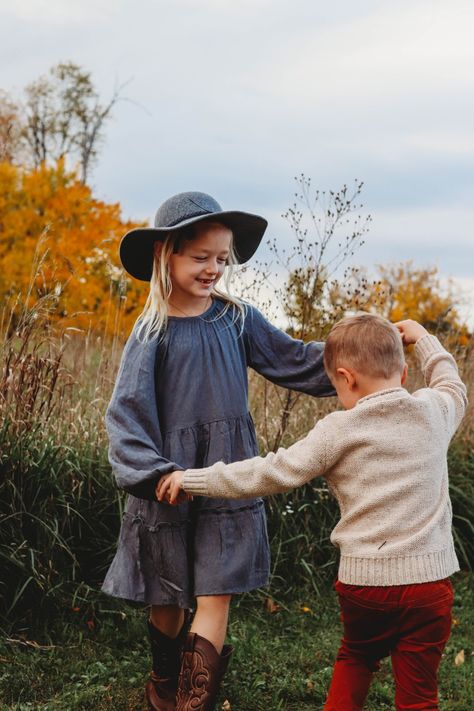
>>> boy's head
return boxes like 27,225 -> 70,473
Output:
324,313 -> 407,408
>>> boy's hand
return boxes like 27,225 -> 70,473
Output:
395,319 -> 429,345
156,471 -> 190,505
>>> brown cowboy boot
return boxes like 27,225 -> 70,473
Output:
175,632 -> 233,711
145,613 -> 191,711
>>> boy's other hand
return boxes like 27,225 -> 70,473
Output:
156,471 -> 189,505
395,319 -> 429,345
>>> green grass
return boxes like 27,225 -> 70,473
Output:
1,574 -> 472,710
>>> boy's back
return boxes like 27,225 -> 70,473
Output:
321,336 -> 465,584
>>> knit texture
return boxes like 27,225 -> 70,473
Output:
183,336 -> 467,586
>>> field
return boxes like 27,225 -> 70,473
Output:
0,574 -> 473,710
1,297 -> 473,709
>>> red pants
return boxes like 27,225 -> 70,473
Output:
324,578 -> 453,711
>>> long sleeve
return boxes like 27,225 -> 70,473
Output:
243,305 -> 336,397
105,327 -> 183,500
414,335 -> 467,436
183,418 -> 332,498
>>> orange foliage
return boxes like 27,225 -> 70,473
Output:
366,263 -> 470,346
0,160 -> 147,336
331,262 -> 471,346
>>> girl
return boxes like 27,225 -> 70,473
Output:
102,191 -> 334,711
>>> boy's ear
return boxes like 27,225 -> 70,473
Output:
336,367 -> 357,390
401,362 -> 408,385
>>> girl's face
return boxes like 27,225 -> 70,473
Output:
168,222 -> 232,307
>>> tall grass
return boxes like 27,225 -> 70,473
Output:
1,289 -> 473,634
0,295 -> 123,634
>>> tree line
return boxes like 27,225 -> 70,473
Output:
0,63 -> 471,342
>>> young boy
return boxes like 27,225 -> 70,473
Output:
157,314 -> 467,710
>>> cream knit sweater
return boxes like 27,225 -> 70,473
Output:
183,336 -> 467,586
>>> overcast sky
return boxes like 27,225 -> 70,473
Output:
2,0 -> 473,320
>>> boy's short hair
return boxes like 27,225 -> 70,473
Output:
324,313 -> 405,379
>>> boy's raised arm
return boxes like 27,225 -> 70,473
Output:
396,319 -> 467,434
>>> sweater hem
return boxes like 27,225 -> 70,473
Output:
338,548 -> 459,586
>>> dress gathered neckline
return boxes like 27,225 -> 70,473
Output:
167,298 -> 221,322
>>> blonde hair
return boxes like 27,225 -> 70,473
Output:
324,312 -> 405,379
136,222 -> 246,341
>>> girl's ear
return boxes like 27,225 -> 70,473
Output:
154,241 -> 163,258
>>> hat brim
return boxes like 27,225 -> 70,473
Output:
119,210 -> 268,281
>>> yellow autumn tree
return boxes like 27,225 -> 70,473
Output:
278,261 -> 470,348
327,262 -> 471,346
0,160 -> 146,336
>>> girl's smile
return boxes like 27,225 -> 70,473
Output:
167,222 -> 232,315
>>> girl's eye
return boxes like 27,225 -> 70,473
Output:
193,256 -> 207,261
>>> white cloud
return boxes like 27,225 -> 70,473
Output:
401,132 -> 474,158
3,0 -> 119,24
176,0 -> 274,10
254,0 -> 474,104
370,205 -> 474,251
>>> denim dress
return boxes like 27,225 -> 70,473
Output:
102,299 -> 334,608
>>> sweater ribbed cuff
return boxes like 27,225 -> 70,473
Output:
183,470 -> 210,496
414,334 -> 443,362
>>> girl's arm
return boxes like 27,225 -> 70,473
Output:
106,328 -> 182,500
243,306 -> 335,397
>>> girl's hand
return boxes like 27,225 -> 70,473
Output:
395,319 -> 429,345
156,471 -> 189,505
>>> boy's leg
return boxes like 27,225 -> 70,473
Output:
391,579 -> 453,711
323,647 -> 378,710
324,582 -> 396,711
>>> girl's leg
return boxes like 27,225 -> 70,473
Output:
190,594 -> 232,653
150,604 -> 186,638
146,605 -> 190,711
175,595 -> 234,711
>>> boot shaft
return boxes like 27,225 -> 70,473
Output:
176,633 -> 233,711
146,611 -> 192,711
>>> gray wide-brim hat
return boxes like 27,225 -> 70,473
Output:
120,191 -> 268,281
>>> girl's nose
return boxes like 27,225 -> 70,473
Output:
205,260 -> 218,274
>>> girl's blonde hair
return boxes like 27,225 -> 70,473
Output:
136,222 -> 246,341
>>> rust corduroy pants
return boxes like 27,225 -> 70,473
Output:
324,578 -> 454,711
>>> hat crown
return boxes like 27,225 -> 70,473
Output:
154,191 -> 222,229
